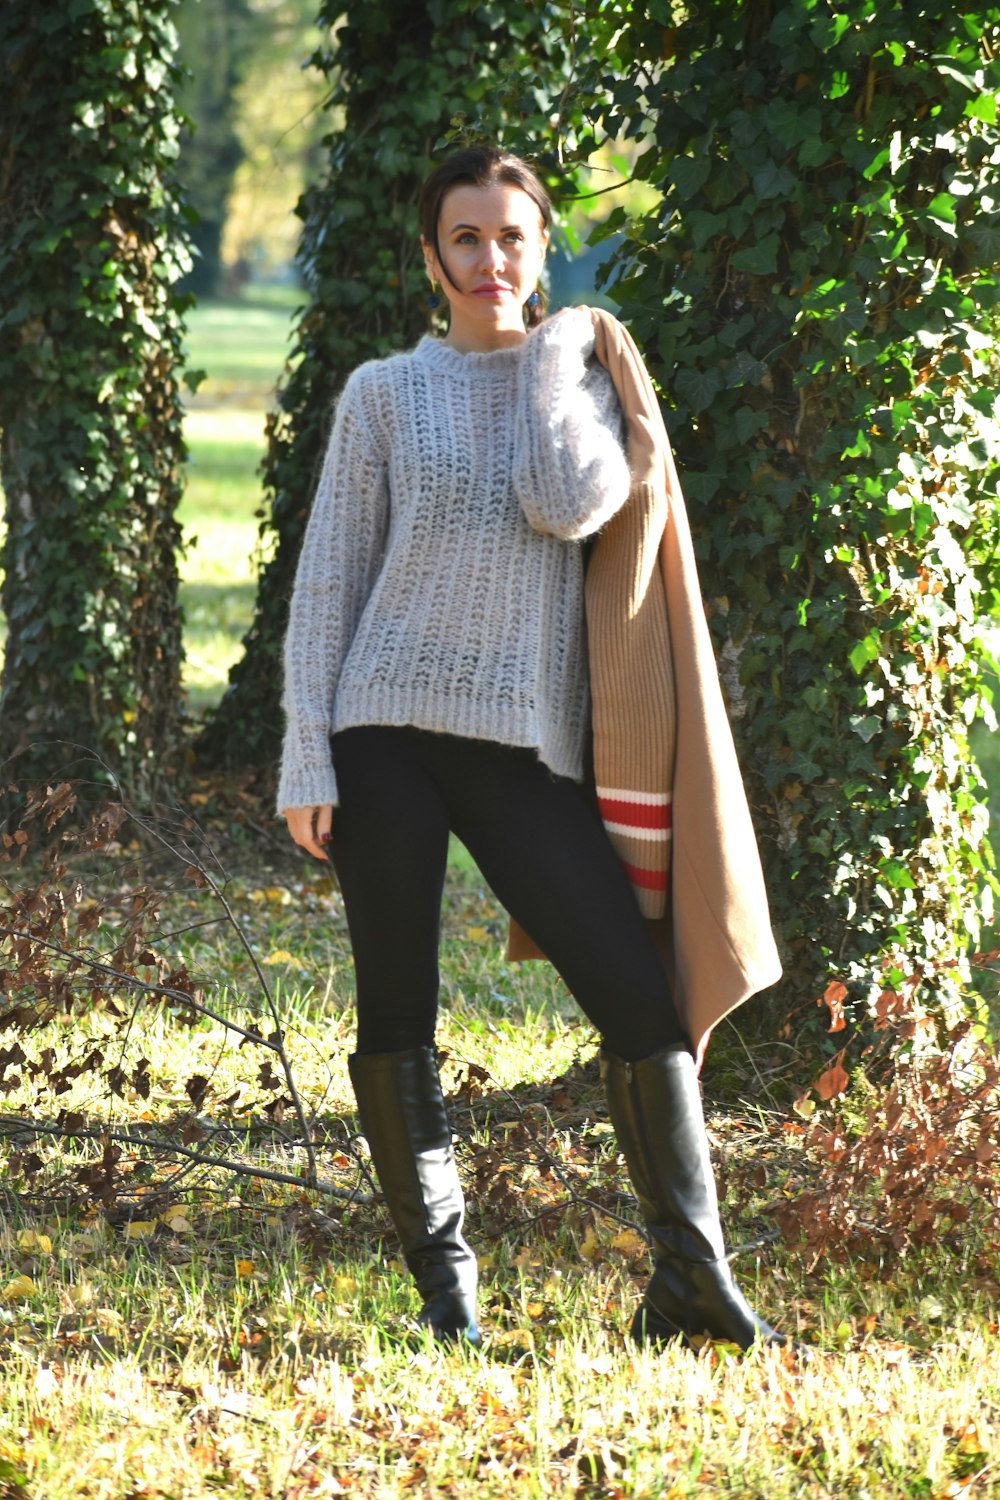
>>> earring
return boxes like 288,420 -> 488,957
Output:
526,290 -> 541,309
426,281 -> 440,311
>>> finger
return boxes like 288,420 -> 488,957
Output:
284,808 -> 329,862
315,805 -> 333,848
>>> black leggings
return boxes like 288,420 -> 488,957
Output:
328,726 -> 685,1061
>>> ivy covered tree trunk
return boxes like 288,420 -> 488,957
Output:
0,0 -> 191,796
197,0 -> 575,773
590,1 -> 1000,1025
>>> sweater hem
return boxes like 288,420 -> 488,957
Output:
331,695 -> 584,785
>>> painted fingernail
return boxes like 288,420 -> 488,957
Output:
319,831 -> 331,845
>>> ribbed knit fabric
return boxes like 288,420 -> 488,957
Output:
276,309 -> 630,814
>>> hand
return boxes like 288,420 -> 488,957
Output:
285,804 -> 333,862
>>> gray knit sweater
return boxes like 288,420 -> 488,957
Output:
276,308 -> 631,813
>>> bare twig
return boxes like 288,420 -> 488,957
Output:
0,1115 -> 373,1203
0,927 -> 281,1053
124,803 -> 321,1189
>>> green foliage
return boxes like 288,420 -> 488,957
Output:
572,0 -> 1000,1024
199,0 -> 578,771
0,0 -> 192,796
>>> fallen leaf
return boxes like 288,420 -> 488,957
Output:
250,887 -> 292,906
235,1259 -> 255,1278
60,1282 -> 94,1312
17,1230 -> 52,1255
263,950 -> 304,969
611,1228 -> 647,1261
1,1275 -> 36,1301
815,1053 -> 849,1101
579,1225 -> 603,1263
125,1220 -> 157,1240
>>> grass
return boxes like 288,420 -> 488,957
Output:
2,845 -> 1000,1499
178,290 -> 299,715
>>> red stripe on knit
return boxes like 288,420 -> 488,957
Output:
598,796 -> 672,831
622,861 -> 669,892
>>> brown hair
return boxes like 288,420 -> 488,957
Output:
418,146 -> 552,328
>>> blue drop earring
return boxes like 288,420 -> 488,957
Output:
426,280 -> 440,311
526,289 -> 540,309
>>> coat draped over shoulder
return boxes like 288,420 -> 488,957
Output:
508,307 -> 781,1066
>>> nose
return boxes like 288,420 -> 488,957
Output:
480,238 -> 506,273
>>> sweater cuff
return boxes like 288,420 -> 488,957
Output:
276,720 -> 339,815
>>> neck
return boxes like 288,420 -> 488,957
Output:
443,318 -> 527,355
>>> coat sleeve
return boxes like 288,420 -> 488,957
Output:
276,363 -> 389,814
512,307 -> 631,541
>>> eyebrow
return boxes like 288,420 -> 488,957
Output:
447,222 -> 525,235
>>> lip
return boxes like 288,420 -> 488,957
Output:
472,283 -> 512,298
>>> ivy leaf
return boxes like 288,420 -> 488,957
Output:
673,365 -> 725,414
966,216 -> 1000,263
880,859 -> 916,890
669,155 -> 711,196
849,632 -> 881,675
730,232 -> 780,275
849,715 -> 881,743
726,349 -> 767,386
752,161 -> 796,200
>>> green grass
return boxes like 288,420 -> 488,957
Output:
184,287 -> 301,400
179,293 -> 298,714
2,850 -> 1000,1499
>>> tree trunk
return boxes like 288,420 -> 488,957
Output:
0,0 -> 191,799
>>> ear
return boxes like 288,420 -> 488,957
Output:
420,236 -> 438,283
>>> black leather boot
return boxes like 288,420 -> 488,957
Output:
601,1044 -> 792,1352
348,1047 -> 480,1345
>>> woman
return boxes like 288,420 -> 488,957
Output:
279,145 -> 792,1353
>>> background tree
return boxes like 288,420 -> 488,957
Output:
0,0 -> 192,796
218,0 -> 331,283
578,0 -> 1000,1032
197,0 -> 580,769
174,0 -> 258,298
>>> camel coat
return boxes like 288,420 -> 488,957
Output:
508,307 -> 782,1065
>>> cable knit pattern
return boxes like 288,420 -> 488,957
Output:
277,315 -> 629,813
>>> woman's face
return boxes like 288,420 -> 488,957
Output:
422,179 -> 548,344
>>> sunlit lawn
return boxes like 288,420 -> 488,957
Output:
3,835 -> 1000,1499
179,291 -> 298,716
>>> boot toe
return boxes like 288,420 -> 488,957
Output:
418,1292 -> 481,1347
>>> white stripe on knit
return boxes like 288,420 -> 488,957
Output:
597,786 -> 672,805
603,821 -> 672,841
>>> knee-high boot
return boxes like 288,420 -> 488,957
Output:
600,1044 -> 791,1351
348,1046 -> 480,1345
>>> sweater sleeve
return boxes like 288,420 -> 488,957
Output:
512,306 -> 631,541
276,364 -> 389,814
